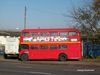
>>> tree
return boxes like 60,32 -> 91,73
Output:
69,0 -> 100,41
94,0 -> 100,15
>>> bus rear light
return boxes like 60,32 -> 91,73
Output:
71,38 -> 78,42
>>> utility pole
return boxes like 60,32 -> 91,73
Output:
24,6 -> 27,29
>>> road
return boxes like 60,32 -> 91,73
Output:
0,59 -> 100,75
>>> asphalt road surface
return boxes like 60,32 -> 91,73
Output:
0,60 -> 100,75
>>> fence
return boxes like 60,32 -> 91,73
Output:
83,41 -> 100,58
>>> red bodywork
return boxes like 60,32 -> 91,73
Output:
19,28 -> 82,60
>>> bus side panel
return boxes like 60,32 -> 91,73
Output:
49,43 -> 82,60
29,49 -> 53,60
67,43 -> 82,59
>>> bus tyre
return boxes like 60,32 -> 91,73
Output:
59,54 -> 67,61
20,54 -> 29,61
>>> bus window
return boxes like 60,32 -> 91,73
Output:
59,45 -> 67,49
60,32 -> 67,36
30,32 -> 38,36
50,32 -> 58,36
40,32 -> 48,36
30,45 -> 39,49
69,32 -> 77,36
40,45 -> 48,49
21,32 -> 29,37
50,45 -> 58,49
20,44 -> 29,49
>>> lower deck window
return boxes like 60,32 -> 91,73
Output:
59,45 -> 67,49
29,44 -> 67,50
30,45 -> 39,49
50,45 -> 58,49
40,45 -> 48,49
20,44 -> 29,49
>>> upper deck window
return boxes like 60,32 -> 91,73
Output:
60,32 -> 67,36
68,32 -> 77,36
40,32 -> 48,36
50,32 -> 58,36
21,32 -> 29,37
30,32 -> 38,36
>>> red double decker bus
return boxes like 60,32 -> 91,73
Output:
19,28 -> 82,61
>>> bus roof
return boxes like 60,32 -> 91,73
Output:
21,28 -> 80,32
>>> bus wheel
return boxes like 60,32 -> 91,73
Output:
20,54 -> 29,61
59,54 -> 67,61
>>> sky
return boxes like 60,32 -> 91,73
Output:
0,0 -> 91,30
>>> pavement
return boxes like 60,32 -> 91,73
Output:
0,56 -> 100,66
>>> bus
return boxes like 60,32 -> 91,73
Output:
19,28 -> 82,61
